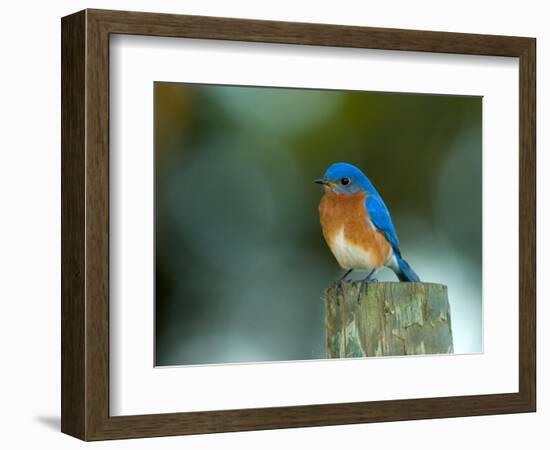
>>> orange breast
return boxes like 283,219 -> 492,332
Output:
318,189 -> 392,270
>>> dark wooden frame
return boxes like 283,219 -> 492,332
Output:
61,8 -> 536,441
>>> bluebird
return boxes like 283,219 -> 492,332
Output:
315,162 -> 420,283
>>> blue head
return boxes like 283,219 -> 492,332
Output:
315,162 -> 374,195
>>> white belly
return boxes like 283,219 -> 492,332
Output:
329,227 -> 376,271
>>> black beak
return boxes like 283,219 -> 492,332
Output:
314,178 -> 327,185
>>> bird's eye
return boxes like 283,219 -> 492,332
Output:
341,177 -> 350,186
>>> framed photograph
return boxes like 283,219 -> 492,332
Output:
61,9 -> 536,440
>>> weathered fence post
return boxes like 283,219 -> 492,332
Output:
325,281 -> 453,358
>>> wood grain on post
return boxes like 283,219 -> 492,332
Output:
325,282 -> 453,358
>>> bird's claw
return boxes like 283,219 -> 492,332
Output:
337,269 -> 353,284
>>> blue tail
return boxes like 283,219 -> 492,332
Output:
394,253 -> 420,282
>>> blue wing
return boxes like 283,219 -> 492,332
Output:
365,195 -> 401,254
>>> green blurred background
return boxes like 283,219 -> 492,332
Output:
154,82 -> 482,366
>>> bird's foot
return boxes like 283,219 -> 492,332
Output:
360,273 -> 379,298
337,268 -> 353,284
362,268 -> 378,284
